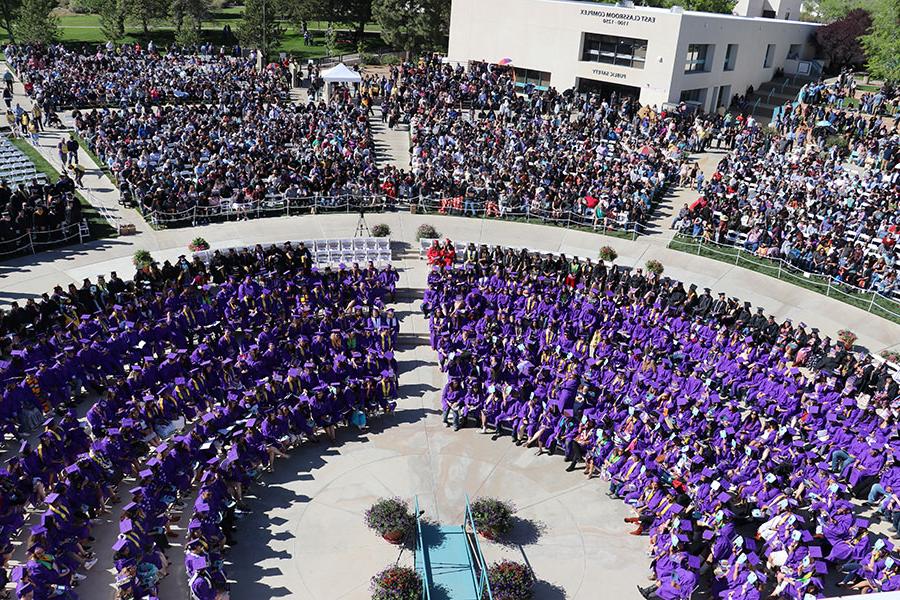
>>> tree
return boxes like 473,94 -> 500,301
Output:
127,0 -> 168,35
861,0 -> 900,81
1,0 -> 22,42
171,0 -> 207,45
238,0 -> 284,58
815,8 -> 871,69
93,0 -> 127,42
14,0 -> 57,42
372,0 -> 448,55
642,0 -> 735,13
801,0 -> 868,21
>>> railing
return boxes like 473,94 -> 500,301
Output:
464,494 -> 493,600
0,222 -> 88,259
670,234 -> 900,323
414,496 -> 431,600
138,191 -> 653,240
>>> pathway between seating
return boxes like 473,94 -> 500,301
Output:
643,147 -> 725,245
368,110 -> 412,171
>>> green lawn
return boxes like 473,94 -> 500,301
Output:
668,235 -> 900,324
8,137 -> 118,239
0,9 -> 385,59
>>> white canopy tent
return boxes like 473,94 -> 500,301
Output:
320,63 -> 362,101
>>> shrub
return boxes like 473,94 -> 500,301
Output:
188,237 -> 210,252
132,249 -> 154,269
836,329 -> 858,349
372,223 -> 391,237
364,497 -> 414,537
380,54 -> 400,65
645,259 -> 664,275
416,223 -> 439,240
470,497 -> 515,537
484,560 -> 533,600
598,245 -> 618,263
371,565 -> 421,600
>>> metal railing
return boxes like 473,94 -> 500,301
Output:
0,222 -> 88,259
414,496 -> 431,600
464,494 -> 493,600
671,234 -> 900,323
138,191 -> 654,240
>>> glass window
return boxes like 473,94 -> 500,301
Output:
684,44 -> 712,74
512,67 -> 551,90
680,88 -> 706,105
787,44 -> 801,60
764,44 -> 776,68
582,33 -> 648,70
723,44 -> 738,71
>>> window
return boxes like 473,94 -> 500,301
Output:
762,9 -> 776,18
680,88 -> 706,105
763,44 -> 776,68
723,44 -> 738,71
787,44 -> 801,60
684,44 -> 712,74
582,33 -> 648,69
512,67 -> 551,90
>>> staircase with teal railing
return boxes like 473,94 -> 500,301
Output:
413,496 -> 493,600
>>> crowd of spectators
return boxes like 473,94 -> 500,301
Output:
367,57 -> 700,228
675,97 -> 899,296
4,43 -> 288,110
0,172 -> 84,254
74,96 -> 382,220
0,243 -> 400,599
427,247 -> 900,598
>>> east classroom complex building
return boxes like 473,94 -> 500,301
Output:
447,0 -> 820,112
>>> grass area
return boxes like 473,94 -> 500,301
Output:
8,136 -> 118,239
856,84 -> 880,93
668,235 -> 900,324
0,9 -> 386,59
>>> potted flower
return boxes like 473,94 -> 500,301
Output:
371,565 -> 421,600
470,497 -> 515,540
372,223 -> 391,238
132,249 -> 154,271
645,259 -> 664,276
365,497 -> 414,544
189,237 -> 210,252
485,560 -> 534,600
836,329 -> 857,350
598,246 -> 618,263
416,223 -> 440,240
880,350 -> 900,365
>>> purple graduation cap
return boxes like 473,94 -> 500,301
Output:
120,519 -> 134,533
112,538 -> 130,552
45,493 -> 60,504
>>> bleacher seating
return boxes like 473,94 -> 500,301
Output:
0,137 -> 48,187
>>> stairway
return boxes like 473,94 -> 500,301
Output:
416,523 -> 481,599
744,74 -> 817,121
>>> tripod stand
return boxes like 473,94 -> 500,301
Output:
354,210 -> 370,238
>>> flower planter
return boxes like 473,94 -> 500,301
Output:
480,528 -> 498,541
383,530 -> 405,544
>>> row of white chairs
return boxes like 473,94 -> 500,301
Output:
193,237 -> 392,267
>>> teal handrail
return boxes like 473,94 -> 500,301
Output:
414,496 -> 432,600
464,494 -> 494,600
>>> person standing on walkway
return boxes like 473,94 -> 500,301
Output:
32,104 -> 42,132
65,135 -> 79,166
2,87 -> 10,110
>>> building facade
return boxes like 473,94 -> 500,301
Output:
447,0 -> 819,111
